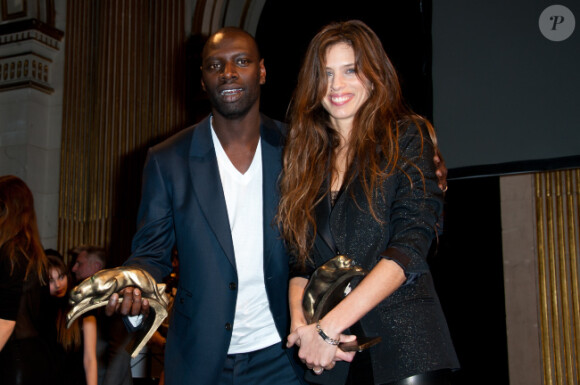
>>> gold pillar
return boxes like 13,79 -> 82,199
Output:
59,0 -> 187,265
535,169 -> 580,385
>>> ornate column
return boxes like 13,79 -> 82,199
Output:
501,170 -> 580,385
58,0 -> 187,264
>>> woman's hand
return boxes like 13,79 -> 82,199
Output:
287,276 -> 357,375
433,149 -> 448,193
287,323 -> 356,375
289,318 -> 307,347
288,277 -> 308,348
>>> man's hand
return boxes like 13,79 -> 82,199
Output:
433,149 -> 448,193
104,287 -> 150,317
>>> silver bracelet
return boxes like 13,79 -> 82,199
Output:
316,322 -> 340,345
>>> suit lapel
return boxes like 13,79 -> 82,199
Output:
260,115 -> 285,269
188,116 -> 237,269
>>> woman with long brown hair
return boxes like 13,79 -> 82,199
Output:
47,254 -> 98,385
278,21 -> 459,384
0,175 -> 56,384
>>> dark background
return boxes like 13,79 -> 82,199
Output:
431,1 -> 579,176
256,0 -> 433,122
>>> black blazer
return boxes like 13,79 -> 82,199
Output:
125,115 -> 299,384
298,124 -> 459,384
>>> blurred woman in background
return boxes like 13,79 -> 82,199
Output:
47,254 -> 98,385
0,175 -> 56,385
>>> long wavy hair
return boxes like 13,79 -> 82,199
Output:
277,20 -> 437,262
47,254 -> 82,352
0,175 -> 47,284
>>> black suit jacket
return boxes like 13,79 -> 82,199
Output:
125,114 -> 298,384
299,124 -> 459,384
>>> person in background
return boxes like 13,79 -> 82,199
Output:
278,20 -> 459,384
47,253 -> 98,385
69,245 -> 134,385
106,27 -> 306,385
46,251 -> 68,298
0,175 -> 56,385
70,244 -> 107,283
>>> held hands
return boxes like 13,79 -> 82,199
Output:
287,322 -> 356,376
104,287 -> 150,317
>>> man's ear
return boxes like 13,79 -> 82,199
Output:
201,77 -> 207,92
259,58 -> 266,85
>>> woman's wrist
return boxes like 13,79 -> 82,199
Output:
316,321 -> 340,345
291,320 -> 307,333
318,314 -> 345,337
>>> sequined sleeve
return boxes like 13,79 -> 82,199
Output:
380,123 -> 444,277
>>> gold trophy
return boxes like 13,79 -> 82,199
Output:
66,266 -> 169,358
302,255 -> 381,352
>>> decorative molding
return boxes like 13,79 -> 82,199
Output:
0,18 -> 62,93
0,27 -> 61,49
0,51 -> 52,92
0,18 -> 63,43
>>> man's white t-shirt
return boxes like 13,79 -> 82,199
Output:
211,125 -> 281,354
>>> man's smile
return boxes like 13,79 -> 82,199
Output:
218,87 -> 244,103
220,88 -> 243,96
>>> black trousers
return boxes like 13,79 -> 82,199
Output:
219,341 -> 302,385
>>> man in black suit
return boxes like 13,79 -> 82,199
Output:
106,27 -> 305,385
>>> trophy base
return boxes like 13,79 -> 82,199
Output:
339,336 -> 382,352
